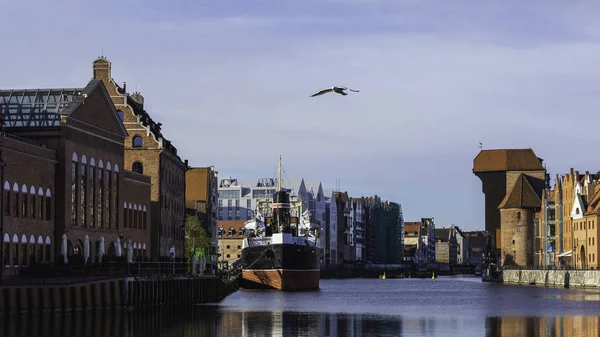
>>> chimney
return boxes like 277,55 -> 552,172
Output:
570,168 -> 574,176
92,56 -> 111,82
130,92 -> 144,109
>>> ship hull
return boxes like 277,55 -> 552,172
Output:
241,243 -> 320,291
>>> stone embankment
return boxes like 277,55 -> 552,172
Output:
502,269 -> 600,289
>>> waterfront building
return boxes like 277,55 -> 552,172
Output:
217,220 -> 246,267
323,189 -> 338,267
334,192 -> 351,265
454,225 -> 466,265
535,188 -> 556,267
569,171 -> 600,269
92,57 -> 187,259
0,79 -> 153,273
352,198 -> 366,261
463,231 -> 488,269
473,148 -> 548,267
402,222 -> 421,264
420,218 -> 436,264
185,167 -> 219,267
435,226 -> 458,266
364,196 -> 405,264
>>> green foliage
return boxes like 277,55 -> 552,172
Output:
184,215 -> 211,261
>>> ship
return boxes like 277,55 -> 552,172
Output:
240,156 -> 321,291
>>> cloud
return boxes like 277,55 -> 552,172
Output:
2,0 -> 600,229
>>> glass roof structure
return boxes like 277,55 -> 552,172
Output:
0,88 -> 82,127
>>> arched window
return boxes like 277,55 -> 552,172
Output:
29,186 -> 36,219
45,188 -> 52,221
71,153 -> 78,225
117,110 -> 124,122
3,181 -> 10,216
20,184 -> 28,217
98,160 -> 104,228
114,164 -> 120,229
89,157 -> 96,227
132,161 -> 144,174
516,212 -> 521,220
132,136 -> 143,148
81,155 -> 87,226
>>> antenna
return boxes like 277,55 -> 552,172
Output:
478,141 -> 483,150
277,155 -> 282,192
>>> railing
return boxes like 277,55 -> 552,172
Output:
0,131 -> 48,148
0,260 -> 233,286
502,264 -> 597,271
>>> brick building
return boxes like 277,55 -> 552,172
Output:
185,167 -> 219,263
92,57 -> 187,259
217,220 -> 246,267
0,79 -> 153,273
473,149 -> 548,267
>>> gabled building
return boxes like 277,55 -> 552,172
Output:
454,226 -> 466,265
420,218 -> 436,264
435,226 -> 458,266
334,192 -> 352,264
473,149 -> 548,264
323,189 -> 338,267
92,57 -> 187,259
403,222 -> 421,264
0,78 -> 152,270
352,198 -> 366,261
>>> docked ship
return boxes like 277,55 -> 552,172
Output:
240,157 -> 321,291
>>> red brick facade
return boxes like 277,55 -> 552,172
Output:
1,78 -> 154,272
92,57 -> 187,259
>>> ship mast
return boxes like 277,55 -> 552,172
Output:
277,155 -> 282,192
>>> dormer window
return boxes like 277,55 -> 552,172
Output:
576,208 -> 580,215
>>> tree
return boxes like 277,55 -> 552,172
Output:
184,215 -> 211,262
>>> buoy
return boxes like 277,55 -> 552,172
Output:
432,272 -> 435,279
379,272 -> 386,280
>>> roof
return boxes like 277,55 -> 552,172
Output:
435,228 -> 451,242
404,223 -> 420,234
0,81 -> 99,128
498,173 -> 542,209
473,149 -> 545,173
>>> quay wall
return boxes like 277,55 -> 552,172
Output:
502,269 -> 600,289
0,276 -> 239,315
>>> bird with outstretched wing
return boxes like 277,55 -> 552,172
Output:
310,86 -> 360,97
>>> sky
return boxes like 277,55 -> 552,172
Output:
2,1 -> 600,231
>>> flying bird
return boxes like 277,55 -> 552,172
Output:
310,86 -> 360,97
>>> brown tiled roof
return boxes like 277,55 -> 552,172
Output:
404,223 -> 420,234
584,185 -> 600,215
498,173 -> 542,209
473,149 -> 544,173
218,220 -> 247,230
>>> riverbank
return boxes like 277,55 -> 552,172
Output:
0,275 -> 239,315
502,269 -> 600,289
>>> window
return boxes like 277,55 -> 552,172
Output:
517,212 -> 521,220
117,110 -> 124,122
132,136 -> 143,148
3,183 -> 10,216
114,167 -> 119,229
45,189 -> 52,221
89,161 -> 96,227
132,162 -> 143,174
20,185 -> 27,217
80,157 -> 87,226
98,164 -> 104,227
71,160 -> 77,225
106,167 -> 111,228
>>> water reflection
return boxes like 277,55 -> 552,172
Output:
2,308 -> 600,337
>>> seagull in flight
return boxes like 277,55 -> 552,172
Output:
310,86 -> 360,97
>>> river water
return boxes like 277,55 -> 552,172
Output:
2,276 -> 600,336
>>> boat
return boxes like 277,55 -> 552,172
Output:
240,156 -> 321,291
